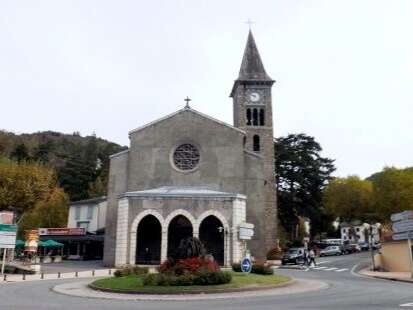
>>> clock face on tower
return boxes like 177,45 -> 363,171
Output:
249,92 -> 260,102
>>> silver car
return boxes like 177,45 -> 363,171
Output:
319,245 -> 342,257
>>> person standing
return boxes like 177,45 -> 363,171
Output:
309,248 -> 316,266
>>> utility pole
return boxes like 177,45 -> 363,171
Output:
369,225 -> 376,271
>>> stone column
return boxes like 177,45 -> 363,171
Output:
161,229 -> 168,262
115,198 -> 129,266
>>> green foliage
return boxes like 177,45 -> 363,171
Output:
251,264 -> 274,275
232,263 -> 242,272
0,130 -> 126,202
369,167 -> 413,223
275,133 -> 336,238
0,160 -> 68,235
323,176 -> 374,223
114,266 -> 149,277
142,271 -> 231,286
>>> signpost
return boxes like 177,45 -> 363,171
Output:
0,224 -> 17,274
391,211 -> 413,278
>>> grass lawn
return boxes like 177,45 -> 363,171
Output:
91,272 -> 291,294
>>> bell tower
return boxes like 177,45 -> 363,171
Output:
230,30 -> 277,257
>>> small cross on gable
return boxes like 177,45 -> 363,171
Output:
184,96 -> 191,109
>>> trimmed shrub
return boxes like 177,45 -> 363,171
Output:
114,266 -> 149,277
142,271 -> 231,286
143,273 -> 159,286
159,256 -> 219,275
231,263 -> 242,272
251,263 -> 274,275
193,271 -> 232,286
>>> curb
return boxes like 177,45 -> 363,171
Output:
358,268 -> 413,284
88,278 -> 296,295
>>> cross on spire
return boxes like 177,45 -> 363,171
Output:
184,96 -> 191,109
245,18 -> 255,30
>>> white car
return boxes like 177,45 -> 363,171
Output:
319,245 -> 342,257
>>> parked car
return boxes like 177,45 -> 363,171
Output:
359,242 -> 370,251
343,243 -> 361,254
372,242 -> 381,250
281,247 -> 305,265
319,245 -> 342,257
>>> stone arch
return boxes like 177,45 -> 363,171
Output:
196,210 -> 230,266
164,209 -> 197,232
165,209 -> 197,258
129,209 -> 165,265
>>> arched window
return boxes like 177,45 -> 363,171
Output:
252,108 -> 258,126
246,109 -> 252,126
259,109 -> 265,126
253,135 -> 260,152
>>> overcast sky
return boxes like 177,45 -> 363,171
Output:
1,0 -> 412,178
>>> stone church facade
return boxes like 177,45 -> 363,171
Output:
103,31 -> 278,267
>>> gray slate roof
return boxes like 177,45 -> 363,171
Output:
120,186 -> 246,199
238,30 -> 272,81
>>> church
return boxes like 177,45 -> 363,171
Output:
103,30 -> 278,267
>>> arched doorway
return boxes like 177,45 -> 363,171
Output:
199,215 -> 225,265
167,215 -> 193,258
136,215 -> 161,265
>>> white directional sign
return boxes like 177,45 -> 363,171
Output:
393,231 -> 413,241
239,223 -> 254,240
391,211 -> 413,222
393,220 -> 413,233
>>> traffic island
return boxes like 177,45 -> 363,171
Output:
88,272 -> 292,295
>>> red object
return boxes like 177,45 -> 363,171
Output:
159,257 -> 219,274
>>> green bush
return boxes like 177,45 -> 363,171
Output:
114,266 -> 149,277
142,271 -> 231,286
251,264 -> 274,275
231,263 -> 242,272
143,273 -> 159,286
193,271 -> 232,286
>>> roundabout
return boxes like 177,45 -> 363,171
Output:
53,277 -> 328,301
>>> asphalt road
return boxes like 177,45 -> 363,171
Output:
1,252 -> 413,310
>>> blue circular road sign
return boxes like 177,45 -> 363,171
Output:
241,257 -> 252,273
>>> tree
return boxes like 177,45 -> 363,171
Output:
323,176 -> 374,223
369,167 -> 413,223
0,159 -> 68,235
10,143 -> 30,162
275,133 -> 336,239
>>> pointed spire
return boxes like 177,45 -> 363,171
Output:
238,30 -> 272,81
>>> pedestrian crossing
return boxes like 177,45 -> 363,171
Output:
304,265 -> 349,273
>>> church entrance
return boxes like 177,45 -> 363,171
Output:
136,215 -> 161,265
199,215 -> 225,265
167,215 -> 193,258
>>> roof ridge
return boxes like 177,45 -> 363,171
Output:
128,107 -> 245,136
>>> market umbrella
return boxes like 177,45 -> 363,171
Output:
15,240 -> 25,248
43,240 -> 64,247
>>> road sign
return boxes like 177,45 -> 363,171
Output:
391,211 -> 413,222
0,224 -> 17,249
241,257 -> 252,273
393,220 -> 413,233
393,231 -> 413,241
239,223 -> 254,240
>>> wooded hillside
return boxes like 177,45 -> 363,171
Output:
0,130 -> 126,201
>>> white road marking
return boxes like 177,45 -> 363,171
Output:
323,267 -> 339,271
335,268 -> 349,272
400,302 -> 413,307
313,266 -> 328,270
317,261 -> 330,265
